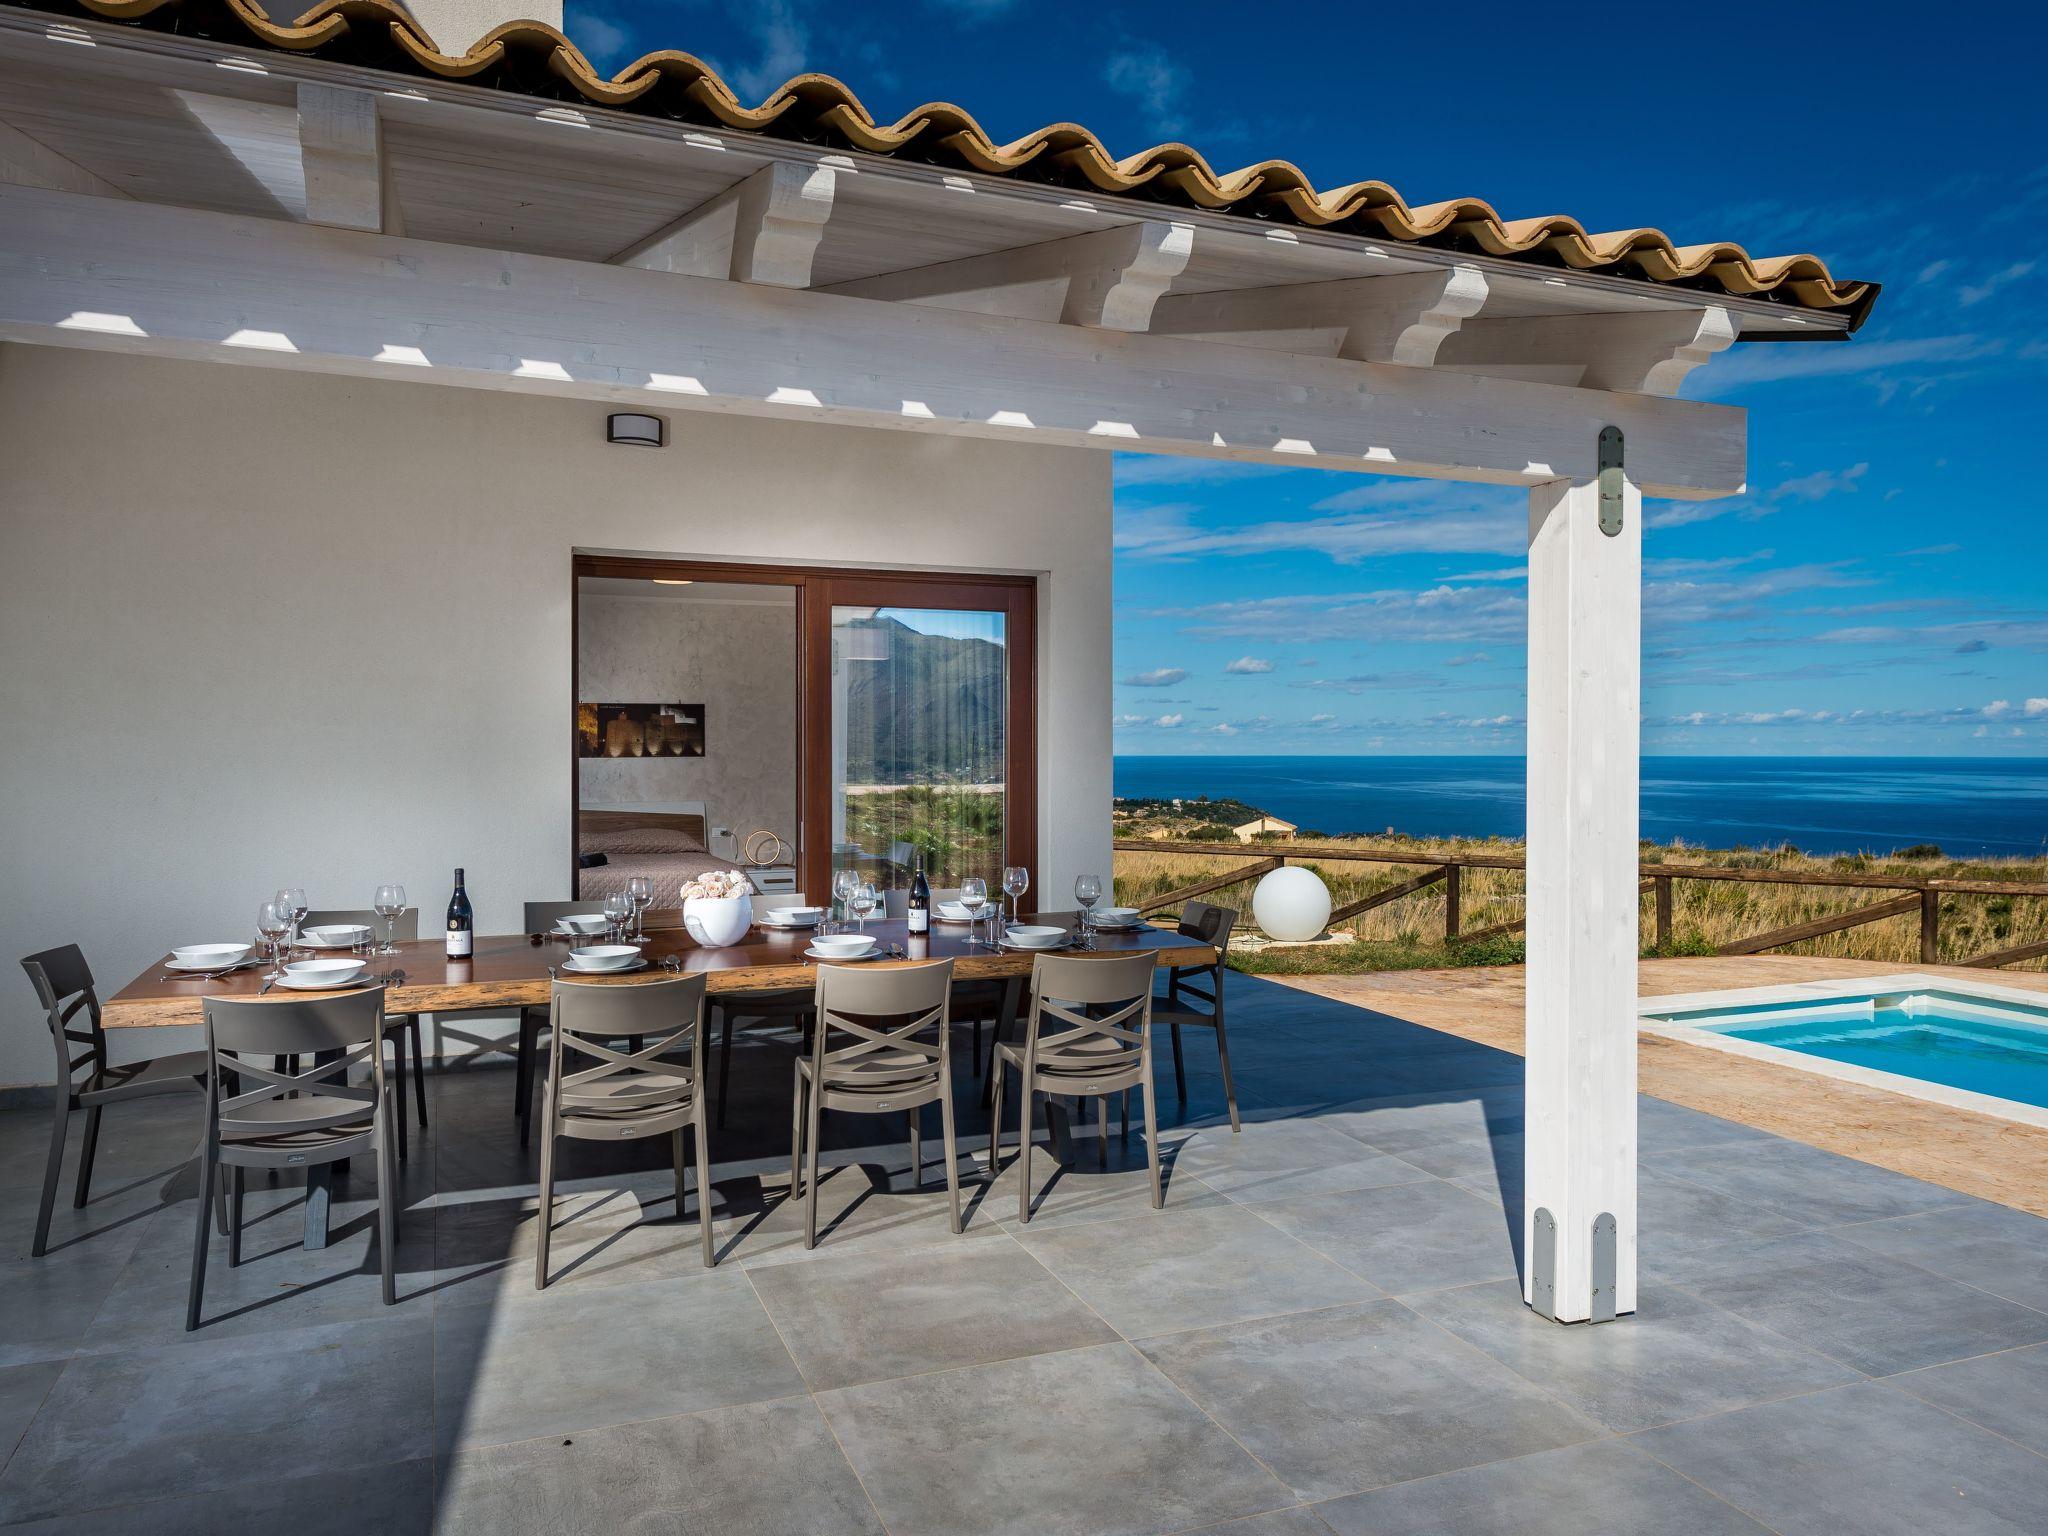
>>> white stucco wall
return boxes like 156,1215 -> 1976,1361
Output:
0,344 -> 1112,1087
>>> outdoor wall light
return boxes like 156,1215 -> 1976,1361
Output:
607,412 -> 666,447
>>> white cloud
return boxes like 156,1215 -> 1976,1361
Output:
1224,656 -> 1274,674
1112,713 -> 1151,728
1155,713 -> 1183,728
1690,334 -> 2003,397
1309,712 -> 1337,723
2028,699 -> 2048,717
1102,47 -> 1189,135
721,0 -> 810,98
1115,481 -> 1523,562
1648,463 -> 1867,530
1984,699 -> 2012,717
1121,667 -> 1188,687
1958,261 -> 2037,307
564,7 -> 632,67
1112,457 -> 1293,489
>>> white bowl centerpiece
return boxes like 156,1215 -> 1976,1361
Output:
681,868 -> 755,949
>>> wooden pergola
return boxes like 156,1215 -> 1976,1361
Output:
0,1 -> 1875,1323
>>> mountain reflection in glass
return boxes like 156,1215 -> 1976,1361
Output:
831,606 -> 1006,892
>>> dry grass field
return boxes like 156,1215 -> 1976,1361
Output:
1113,831 -> 2048,976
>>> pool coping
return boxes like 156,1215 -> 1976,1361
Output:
1638,970 -> 2048,1131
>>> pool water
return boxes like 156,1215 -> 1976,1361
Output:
1708,997 -> 2048,1109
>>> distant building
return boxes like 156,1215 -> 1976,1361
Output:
1233,815 -> 1297,842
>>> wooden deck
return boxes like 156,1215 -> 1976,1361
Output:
1273,956 -> 2048,1218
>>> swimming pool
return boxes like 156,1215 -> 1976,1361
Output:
1639,974 -> 2048,1127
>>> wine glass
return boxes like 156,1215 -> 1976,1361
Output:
627,875 -> 654,944
831,868 -> 858,934
275,887 -> 307,956
1002,865 -> 1029,938
1074,874 -> 1102,949
850,879 -> 877,934
603,891 -> 633,945
959,876 -> 988,949
257,900 -> 289,978
373,883 -> 405,954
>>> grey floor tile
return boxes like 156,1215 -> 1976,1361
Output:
1636,1165 -> 1811,1272
1016,1202 -> 1377,1339
432,1268 -> 805,1451
1193,1510 -> 1335,1536
0,1360 -> 64,1469
1832,1201 -> 2048,1311
747,1234 -> 1115,1390
1171,1117 -> 1438,1203
1253,1179 -> 1519,1295
1,1460 -> 434,1534
818,1340 -> 1290,1536
1317,1090 -> 1524,1155
724,1163 -> 1013,1268
1667,1232 -> 2048,1376
1886,1342 -> 2048,1454
430,1179 -> 713,1303
0,1315 -> 433,1524
1407,1279 -> 1861,1431
1384,1131 -> 1525,1196
1313,1440 -> 1769,1535
982,1143 -> 1231,1232
1633,1381 -> 2048,1535
437,1396 -> 885,1535
1636,1098 -> 1775,1152
1137,1300 -> 1606,1502
0,1200 -> 163,1366
1643,1139 -> 1974,1228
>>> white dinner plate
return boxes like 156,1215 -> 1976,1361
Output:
275,972 -> 371,991
296,935 -> 364,950
999,936 -> 1075,953
805,945 -> 880,962
934,904 -> 984,923
561,956 -> 650,975
1087,919 -> 1146,932
166,956 -> 263,974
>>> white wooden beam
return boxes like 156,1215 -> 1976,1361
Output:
1437,306 -> 1739,396
824,221 -> 1195,332
1523,461 -> 1640,1325
612,161 -> 836,288
0,185 -> 1747,498
0,115 -> 129,199
1150,267 -> 1490,365
295,83 -> 390,235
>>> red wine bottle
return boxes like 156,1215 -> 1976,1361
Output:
445,868 -> 474,958
908,853 -> 931,935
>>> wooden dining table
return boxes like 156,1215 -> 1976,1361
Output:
104,912 -> 1216,1247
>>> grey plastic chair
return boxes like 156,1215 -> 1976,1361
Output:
516,898 -> 644,1142
190,987 -> 398,1330
710,892 -> 818,1129
20,944 -> 206,1258
790,960 -> 961,1248
991,951 -> 1162,1222
1154,900 -> 1242,1132
302,908 -> 427,1156
537,972 -> 715,1285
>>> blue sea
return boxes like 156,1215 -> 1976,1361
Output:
1113,756 -> 2048,860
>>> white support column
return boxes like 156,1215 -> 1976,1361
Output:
1523,454 -> 1640,1325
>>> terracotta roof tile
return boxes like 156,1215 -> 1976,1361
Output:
26,0 -> 1878,325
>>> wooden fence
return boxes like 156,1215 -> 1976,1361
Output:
1114,839 -> 2048,970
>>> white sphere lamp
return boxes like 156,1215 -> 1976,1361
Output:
1251,866 -> 1332,943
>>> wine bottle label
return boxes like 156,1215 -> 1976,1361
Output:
446,930 -> 473,957
908,908 -> 929,933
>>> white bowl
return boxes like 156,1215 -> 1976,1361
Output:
809,934 -> 876,958
1003,925 -> 1067,949
300,924 -> 371,948
935,902 -> 980,922
567,945 -> 640,971
555,914 -> 610,935
1091,907 -> 1140,924
172,943 -> 252,969
760,906 -> 825,928
280,958 -> 366,986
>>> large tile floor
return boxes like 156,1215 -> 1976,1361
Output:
3,975 -> 2046,1533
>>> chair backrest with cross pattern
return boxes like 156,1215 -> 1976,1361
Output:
1020,951 -> 1157,1089
809,960 -> 953,1098
548,973 -> 706,1136
21,944 -> 105,1101
203,989 -> 388,1157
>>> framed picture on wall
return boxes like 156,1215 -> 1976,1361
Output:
576,703 -> 706,758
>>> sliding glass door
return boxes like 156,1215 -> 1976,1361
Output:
802,576 -> 1035,901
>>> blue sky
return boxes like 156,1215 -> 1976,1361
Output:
566,0 -> 2047,757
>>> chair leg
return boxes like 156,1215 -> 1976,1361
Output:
672,1125 -> 687,1218
376,1106 -> 398,1306
186,1145 -> 216,1331
1213,1014 -> 1242,1133
908,1105 -> 922,1189
1098,1092 -> 1109,1165
717,1008 -> 736,1130
986,1053 -> 1005,1178
408,1018 -> 430,1129
694,1095 -> 717,1269
390,1028 -> 409,1165
32,1096 -> 67,1257
973,1016 -> 986,1081
1017,1084 -> 1035,1224
227,1165 -> 244,1267
1142,1074 -> 1164,1210
1121,1088 -> 1131,1141
802,1076 -> 824,1250
789,1061 -> 805,1199
1170,1021 -> 1187,1099
71,1104 -> 102,1209
939,1078 -> 962,1235
513,1009 -> 533,1120
533,1093 -> 557,1291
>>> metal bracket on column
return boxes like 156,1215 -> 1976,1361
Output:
1591,1212 -> 1617,1323
1530,1206 -> 1557,1320
1597,426 -> 1625,536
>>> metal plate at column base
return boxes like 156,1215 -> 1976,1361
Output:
1529,1206 -> 1557,1320
1591,1212 -> 1617,1323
